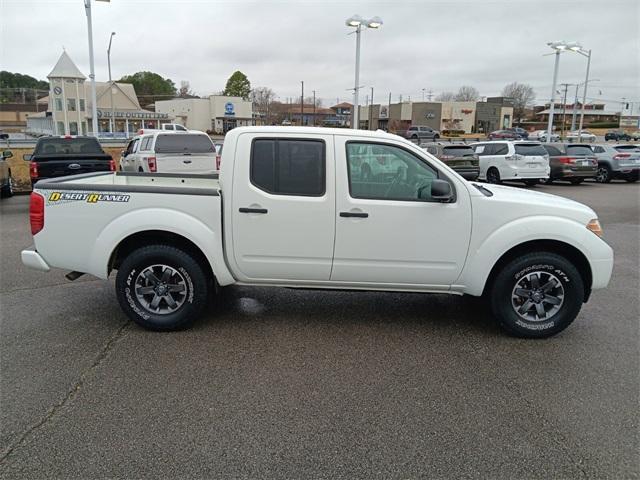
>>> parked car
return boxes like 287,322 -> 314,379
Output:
529,130 -> 560,142
22,126 -> 613,338
0,131 -> 9,140
24,136 -> 115,188
397,125 -> 440,141
591,144 -> 640,183
629,131 -> 640,141
421,142 -> 480,180
566,130 -> 596,142
540,143 -> 597,184
0,149 -> 14,198
471,141 -> 550,185
120,130 -> 217,174
506,127 -> 529,139
161,123 -> 188,132
347,143 -> 405,181
604,130 -> 631,142
488,130 -> 521,140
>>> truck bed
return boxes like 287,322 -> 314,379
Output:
36,171 -> 220,195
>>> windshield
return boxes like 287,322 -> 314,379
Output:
442,146 -> 475,156
154,134 -> 215,154
35,137 -> 103,156
514,144 -> 547,156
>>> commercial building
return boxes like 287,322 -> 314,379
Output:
26,51 -> 170,136
155,96 -> 253,134
474,97 -> 514,134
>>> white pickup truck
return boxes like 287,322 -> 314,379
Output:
21,127 -> 614,338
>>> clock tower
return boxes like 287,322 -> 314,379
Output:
48,51 -> 87,135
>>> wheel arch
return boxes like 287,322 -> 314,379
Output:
481,239 -> 593,301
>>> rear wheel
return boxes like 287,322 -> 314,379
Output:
489,252 -> 584,338
486,167 -> 501,184
569,178 -> 584,185
543,177 -> 554,185
115,244 -> 210,331
524,179 -> 538,187
595,165 -> 612,183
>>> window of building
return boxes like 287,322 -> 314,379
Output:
79,99 -> 85,112
346,142 -> 439,202
67,98 -> 77,111
55,98 -> 63,111
250,138 -> 325,196
69,122 -> 78,135
56,121 -> 65,135
82,122 -> 87,135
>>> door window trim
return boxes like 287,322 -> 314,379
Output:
344,140 -> 456,203
249,137 -> 327,197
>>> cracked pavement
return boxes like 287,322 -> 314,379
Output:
1,182 -> 638,479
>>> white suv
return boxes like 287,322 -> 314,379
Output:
471,141 -> 550,185
120,131 -> 217,174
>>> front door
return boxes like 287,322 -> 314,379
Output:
332,138 -> 472,287
231,133 -> 335,282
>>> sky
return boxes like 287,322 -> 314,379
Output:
1,0 -> 639,110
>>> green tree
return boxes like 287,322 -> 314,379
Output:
118,71 -> 176,106
223,71 -> 251,99
0,71 -> 49,103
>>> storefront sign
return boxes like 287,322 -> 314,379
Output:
224,102 -> 235,116
96,110 -> 169,119
379,106 -> 388,119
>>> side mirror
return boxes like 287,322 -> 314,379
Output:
23,153 -> 32,161
430,179 -> 454,202
121,150 -> 127,157
2,150 -> 12,159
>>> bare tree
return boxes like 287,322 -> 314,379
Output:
178,80 -> 196,98
501,82 -> 536,123
454,86 -> 480,102
251,87 -> 278,124
435,91 -> 455,102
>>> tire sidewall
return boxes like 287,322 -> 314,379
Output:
116,245 -> 209,331
491,253 -> 584,338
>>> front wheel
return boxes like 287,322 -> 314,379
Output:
489,252 -> 585,338
115,244 -> 210,331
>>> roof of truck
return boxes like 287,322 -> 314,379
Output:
227,126 -> 404,141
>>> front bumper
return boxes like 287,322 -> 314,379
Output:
21,247 -> 50,272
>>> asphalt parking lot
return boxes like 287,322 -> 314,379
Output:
1,181 -> 638,479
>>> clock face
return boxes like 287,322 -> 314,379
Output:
53,86 -> 62,95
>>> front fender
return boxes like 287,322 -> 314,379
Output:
457,215 -> 613,296
87,208 -> 235,285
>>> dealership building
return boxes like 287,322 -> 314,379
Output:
155,96 -> 253,134
26,51 -> 170,136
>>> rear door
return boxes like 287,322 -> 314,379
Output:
230,133 -> 336,281
154,133 -> 216,174
513,142 -> 548,174
472,142 -> 495,179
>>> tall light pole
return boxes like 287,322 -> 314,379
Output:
107,31 -> 116,134
545,41 -> 582,142
84,0 -> 110,136
576,48 -> 592,142
346,15 -> 382,130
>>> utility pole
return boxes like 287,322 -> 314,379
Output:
312,90 -> 316,126
422,88 -> 426,102
84,0 -> 99,136
370,86 -> 374,130
570,84 -> 580,131
559,83 -> 571,138
577,49 -> 592,143
427,89 -> 434,101
107,31 -> 116,134
300,81 -> 304,126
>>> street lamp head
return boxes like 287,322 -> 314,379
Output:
367,16 -> 383,28
111,31 -> 116,36
346,15 -> 365,27
547,40 -> 582,51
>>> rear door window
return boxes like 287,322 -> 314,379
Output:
514,144 -> 547,156
543,145 -> 562,156
154,134 -> 215,154
493,144 -> 508,155
140,136 -> 153,151
473,144 -> 489,155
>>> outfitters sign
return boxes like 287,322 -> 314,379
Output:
47,191 -> 131,205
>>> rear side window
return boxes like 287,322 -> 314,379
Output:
566,145 -> 594,156
514,144 -> 547,156
592,146 -> 605,153
155,134 -> 214,154
493,144 -> 509,155
473,144 -> 489,155
140,136 -> 153,151
251,139 -> 325,196
35,137 -> 103,155
543,145 -> 562,156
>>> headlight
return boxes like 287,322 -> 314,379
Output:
587,218 -> 603,237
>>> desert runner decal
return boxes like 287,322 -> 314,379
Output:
46,191 -> 131,205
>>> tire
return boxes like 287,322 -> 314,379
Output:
115,244 -> 210,331
595,165 -> 612,183
433,134 -> 440,140
569,178 -> 584,185
138,167 -> 144,173
486,167 -> 501,184
489,252 -> 584,338
542,177 -> 554,185
524,179 -> 538,187
0,173 -> 13,198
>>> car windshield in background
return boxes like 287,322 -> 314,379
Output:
35,137 -> 103,156
155,134 -> 215,154
566,145 -> 595,156
514,144 -> 547,156
442,146 -> 475,156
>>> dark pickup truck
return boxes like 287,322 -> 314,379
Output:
24,136 -> 114,187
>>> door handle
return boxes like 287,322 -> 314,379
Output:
183,160 -> 192,164
239,207 -> 268,214
340,211 -> 368,218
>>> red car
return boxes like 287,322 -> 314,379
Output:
488,130 -> 521,140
